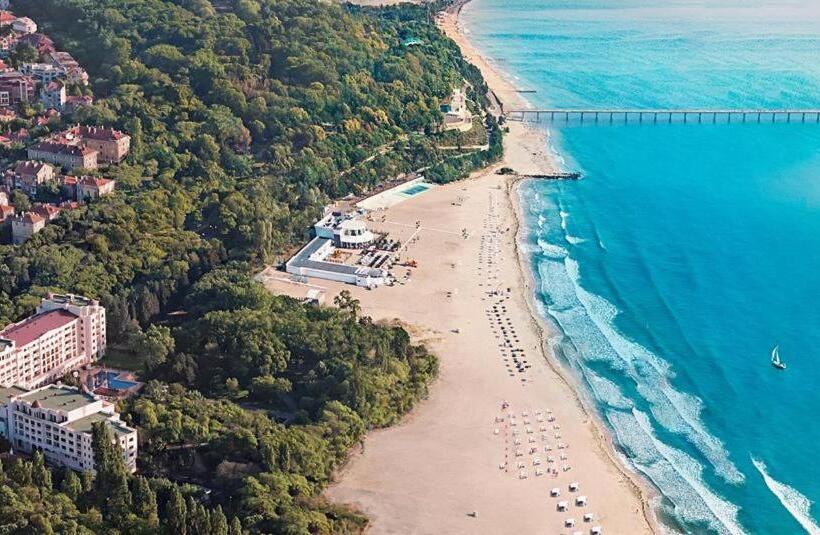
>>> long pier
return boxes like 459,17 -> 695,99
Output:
505,109 -> 820,124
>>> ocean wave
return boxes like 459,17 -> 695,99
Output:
564,256 -> 745,485
557,209 -> 587,245
585,370 -> 633,410
565,234 -> 587,245
752,457 -> 820,535
536,237 -> 568,259
609,409 -> 744,535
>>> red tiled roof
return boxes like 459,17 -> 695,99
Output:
78,176 -> 111,187
19,33 -> 54,52
14,211 -> 44,224
0,205 -> 13,217
78,126 -> 128,141
31,141 -> 96,157
0,12 -> 16,24
1,309 -> 77,347
15,160 -> 48,176
33,203 -> 60,219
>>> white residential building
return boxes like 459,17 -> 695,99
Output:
20,63 -> 66,84
11,17 -> 37,35
0,294 -> 106,389
0,384 -> 137,472
40,80 -> 66,110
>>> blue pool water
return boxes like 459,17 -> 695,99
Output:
462,1 -> 820,533
402,183 -> 432,196
101,371 -> 137,390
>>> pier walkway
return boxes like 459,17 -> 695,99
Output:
505,109 -> 820,124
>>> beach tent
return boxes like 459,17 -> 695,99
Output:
569,482 -> 580,492
565,518 -> 576,528
591,527 -> 603,535
557,501 -> 568,511
575,495 -> 588,506
583,513 -> 594,522
550,487 -> 561,497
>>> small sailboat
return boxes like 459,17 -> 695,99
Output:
771,345 -> 787,370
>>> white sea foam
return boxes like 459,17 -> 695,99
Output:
536,238 -> 567,259
585,370 -> 633,410
530,211 -> 744,494
563,256 -> 744,484
558,209 -> 569,229
752,457 -> 820,535
565,234 -> 586,245
556,210 -> 586,245
608,410 -> 745,535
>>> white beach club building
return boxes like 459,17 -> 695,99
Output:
334,219 -> 374,248
313,212 -> 376,249
286,211 -> 388,287
285,237 -> 387,288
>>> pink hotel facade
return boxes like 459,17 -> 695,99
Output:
0,294 -> 106,389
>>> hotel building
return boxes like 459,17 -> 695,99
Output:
0,384 -> 137,472
0,294 -> 106,389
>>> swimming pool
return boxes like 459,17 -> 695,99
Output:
99,371 -> 138,390
401,183 -> 431,196
356,178 -> 436,210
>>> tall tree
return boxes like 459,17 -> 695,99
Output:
91,422 -> 132,518
60,468 -> 82,501
167,486 -> 188,535
132,476 -> 159,529
31,451 -> 52,491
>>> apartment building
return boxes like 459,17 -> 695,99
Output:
0,294 -> 106,389
0,384 -> 137,472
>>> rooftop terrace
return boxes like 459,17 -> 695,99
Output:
67,411 -> 131,436
18,385 -> 97,412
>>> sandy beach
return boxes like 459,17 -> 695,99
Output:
264,1 -> 658,533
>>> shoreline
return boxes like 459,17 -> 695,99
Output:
507,177 -> 663,534
313,0 -> 660,533
444,0 -> 662,529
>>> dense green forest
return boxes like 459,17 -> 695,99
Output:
0,0 -> 498,532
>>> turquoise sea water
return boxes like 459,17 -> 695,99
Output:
462,1 -> 820,533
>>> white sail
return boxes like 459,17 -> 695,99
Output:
771,345 -> 786,369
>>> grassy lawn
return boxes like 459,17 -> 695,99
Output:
435,116 -> 488,147
99,344 -> 146,374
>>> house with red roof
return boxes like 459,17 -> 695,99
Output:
18,33 -> 55,56
27,140 -> 98,170
32,203 -> 61,222
0,204 -> 13,222
40,79 -> 66,110
75,126 -> 131,163
9,210 -> 44,243
6,160 -> 55,195
76,175 -> 115,200
0,11 -> 16,27
0,70 -> 36,107
63,95 -> 93,114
